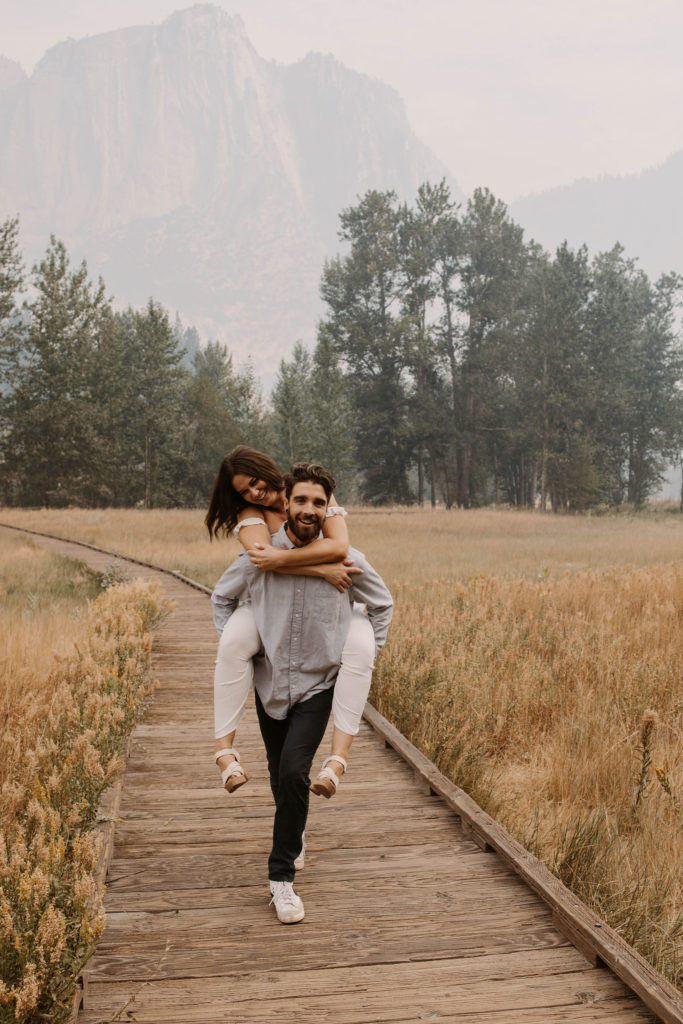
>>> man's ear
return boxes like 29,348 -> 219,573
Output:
283,496 -> 289,514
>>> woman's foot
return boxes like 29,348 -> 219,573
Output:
215,747 -> 249,792
310,755 -> 347,798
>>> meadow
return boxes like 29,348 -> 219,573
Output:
0,530 -> 169,1022
0,506 -> 681,988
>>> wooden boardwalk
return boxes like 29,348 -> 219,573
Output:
4,527 -> 670,1023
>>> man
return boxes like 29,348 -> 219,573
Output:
211,462 -> 393,924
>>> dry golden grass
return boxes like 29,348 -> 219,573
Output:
1,506 -> 682,987
0,533 -> 169,1023
1,504 -> 682,586
0,509 -> 232,588
0,533 -> 101,734
373,562 -> 683,984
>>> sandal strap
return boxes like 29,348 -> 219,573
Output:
315,765 -> 340,790
215,747 -> 240,764
221,760 -> 246,786
321,755 -> 347,773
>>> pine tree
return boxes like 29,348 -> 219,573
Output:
455,189 -> 530,507
183,340 -> 243,504
270,342 -> 314,470
320,190 -> 412,503
309,327 -> 356,498
125,300 -> 189,508
4,237 -> 108,505
0,216 -> 25,499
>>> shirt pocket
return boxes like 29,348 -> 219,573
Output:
316,592 -> 342,627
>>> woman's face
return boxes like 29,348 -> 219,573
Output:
231,472 -> 278,507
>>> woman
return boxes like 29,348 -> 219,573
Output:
205,445 -> 376,801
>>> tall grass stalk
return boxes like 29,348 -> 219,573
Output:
1,537 -> 170,1022
371,562 -> 682,986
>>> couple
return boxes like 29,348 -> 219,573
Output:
207,449 -> 393,923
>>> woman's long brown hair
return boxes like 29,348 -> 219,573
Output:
205,445 -> 285,539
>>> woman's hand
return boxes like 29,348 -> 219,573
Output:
247,542 -> 286,571
319,558 -> 364,592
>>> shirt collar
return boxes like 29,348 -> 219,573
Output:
273,522 -> 324,550
273,523 -> 295,549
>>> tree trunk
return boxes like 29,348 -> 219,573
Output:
460,386 -> 475,508
144,427 -> 152,509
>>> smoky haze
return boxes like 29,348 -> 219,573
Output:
0,6 -> 456,369
2,0 -> 683,200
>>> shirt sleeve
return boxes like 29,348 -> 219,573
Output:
211,554 -> 252,636
234,515 -> 267,537
325,505 -> 347,518
347,554 -> 393,654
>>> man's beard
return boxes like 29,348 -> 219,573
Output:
286,511 -> 325,544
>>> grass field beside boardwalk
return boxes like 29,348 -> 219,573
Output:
373,561 -> 682,985
0,532 -> 169,1023
0,504 -> 682,587
1,506 -> 682,988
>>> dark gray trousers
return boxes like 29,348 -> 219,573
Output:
255,687 -> 334,881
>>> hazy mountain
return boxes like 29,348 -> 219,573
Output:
511,150 -> 683,280
0,5 -> 457,371
0,56 -> 26,93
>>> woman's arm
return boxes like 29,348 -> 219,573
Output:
282,559 -> 363,592
247,495 -> 349,571
235,508 -> 274,553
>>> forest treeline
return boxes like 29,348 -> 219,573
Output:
1,183 -> 681,509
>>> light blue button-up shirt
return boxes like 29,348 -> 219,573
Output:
211,524 -> 393,719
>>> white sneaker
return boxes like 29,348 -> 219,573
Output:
294,832 -> 306,871
269,880 -> 305,924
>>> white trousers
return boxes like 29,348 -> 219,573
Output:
214,604 -> 375,739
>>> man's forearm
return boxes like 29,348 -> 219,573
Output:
365,601 -> 393,653
350,559 -> 393,653
211,594 -> 239,637
211,553 -> 251,636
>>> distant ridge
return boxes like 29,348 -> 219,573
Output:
0,5 -> 457,369
511,150 -> 683,279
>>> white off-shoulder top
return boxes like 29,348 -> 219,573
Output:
234,505 -> 347,537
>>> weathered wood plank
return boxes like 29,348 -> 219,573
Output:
79,946 -> 609,1009
80,961 -> 652,1023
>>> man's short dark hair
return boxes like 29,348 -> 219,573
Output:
284,462 -> 337,501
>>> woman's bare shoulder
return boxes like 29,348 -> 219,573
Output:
236,504 -> 286,534
237,504 -> 267,522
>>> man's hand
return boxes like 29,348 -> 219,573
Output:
247,542 -> 285,570
320,558 -> 363,592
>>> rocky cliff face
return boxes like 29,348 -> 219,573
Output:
0,6 -> 455,370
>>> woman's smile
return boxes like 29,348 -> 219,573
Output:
231,473 -> 275,507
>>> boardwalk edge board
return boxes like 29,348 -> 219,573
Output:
1,522 -> 681,1024
362,703 -> 683,1024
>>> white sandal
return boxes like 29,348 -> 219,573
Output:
215,747 -> 249,793
310,755 -> 347,799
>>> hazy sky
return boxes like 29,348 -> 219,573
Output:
2,0 -> 682,200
